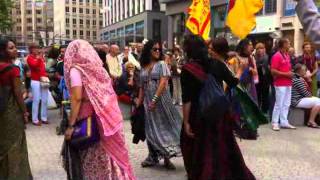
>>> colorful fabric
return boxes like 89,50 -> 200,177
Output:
226,0 -> 263,39
0,63 -> 20,86
0,75 -> 32,180
139,61 -> 182,158
271,51 -> 292,87
26,54 -> 47,81
186,0 -> 211,40
64,40 -> 135,180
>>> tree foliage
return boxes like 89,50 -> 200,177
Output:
0,0 -> 13,33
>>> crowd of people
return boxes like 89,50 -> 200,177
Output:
1,0 -> 320,179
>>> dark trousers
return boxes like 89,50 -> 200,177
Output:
256,81 -> 270,114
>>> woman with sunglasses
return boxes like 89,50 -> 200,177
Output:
137,40 -> 182,170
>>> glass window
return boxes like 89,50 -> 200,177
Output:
86,20 -> 90,25
93,31 -> 97,37
27,10 -> 32,14
132,0 -> 135,15
73,30 -> 77,36
99,20 -> 103,26
36,10 -> 41,14
27,26 -> 32,31
80,19 -> 83,24
16,26 -> 22,31
73,19 -> 76,24
86,9 -> 90,14
66,7 -> 69,12
80,30 -> 83,36
66,18 -> 70,24
37,18 -> 42,23
152,0 -> 160,11
79,8 -> 83,13
93,9 -> 96,14
265,0 -> 277,14
72,7 -> 76,13
93,20 -> 96,25
66,29 -> 70,35
93,0 -> 96,3
27,18 -> 32,23
87,0 -> 90,3
86,31 -> 90,36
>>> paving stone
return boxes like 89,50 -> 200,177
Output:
26,110 -> 320,180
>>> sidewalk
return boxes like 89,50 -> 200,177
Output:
26,109 -> 320,180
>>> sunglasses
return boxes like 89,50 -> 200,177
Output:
152,48 -> 161,52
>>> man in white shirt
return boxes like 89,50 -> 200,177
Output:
118,46 -> 141,70
106,45 -> 122,79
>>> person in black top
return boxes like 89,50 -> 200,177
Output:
180,35 -> 255,180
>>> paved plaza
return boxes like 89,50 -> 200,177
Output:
26,109 -> 320,180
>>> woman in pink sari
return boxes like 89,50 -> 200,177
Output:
62,40 -> 135,180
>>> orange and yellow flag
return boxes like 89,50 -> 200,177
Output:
186,0 -> 211,40
226,0 -> 263,39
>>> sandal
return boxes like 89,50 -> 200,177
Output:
307,122 -> 320,128
141,158 -> 158,168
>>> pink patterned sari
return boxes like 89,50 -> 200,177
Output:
64,40 -> 135,180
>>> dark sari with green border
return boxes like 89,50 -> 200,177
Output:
0,87 -> 33,180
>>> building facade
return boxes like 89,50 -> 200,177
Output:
161,0 -> 319,55
100,0 -> 168,47
11,0 -> 54,47
53,0 -> 103,44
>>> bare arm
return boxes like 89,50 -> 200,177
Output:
69,86 -> 82,126
154,77 -> 168,97
271,69 -> 293,78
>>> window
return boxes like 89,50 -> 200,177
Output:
36,10 -> 41,14
93,31 -> 96,37
27,18 -> 32,23
86,0 -> 90,3
80,30 -> 83,36
17,18 -> 21,23
80,19 -> 83,25
86,31 -> 90,36
27,26 -> 32,31
66,18 -> 70,24
152,0 -> 160,11
92,0 -> 96,3
265,0 -> 277,14
127,0 -> 130,17
79,8 -> 83,13
92,20 -> 96,25
86,9 -> 90,14
73,30 -> 77,36
72,7 -> 76,13
16,10 -> 21,15
16,26 -> 22,31
79,0 -> 83,3
66,7 -> 69,12
99,20 -> 103,26
99,0 -> 102,4
66,29 -> 70,35
37,18 -> 42,23
86,20 -> 90,25
73,19 -> 76,24
93,9 -> 96,14
27,10 -> 32,14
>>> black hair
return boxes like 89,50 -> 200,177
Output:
211,37 -> 230,59
183,34 -> 210,71
0,38 -> 12,61
47,45 -> 60,59
236,38 -> 252,57
140,40 -> 162,67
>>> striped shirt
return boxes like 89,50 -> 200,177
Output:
291,74 -> 312,107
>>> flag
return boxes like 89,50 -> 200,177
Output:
186,0 -> 211,40
226,0 -> 263,39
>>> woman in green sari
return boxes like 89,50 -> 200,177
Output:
0,39 -> 33,180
